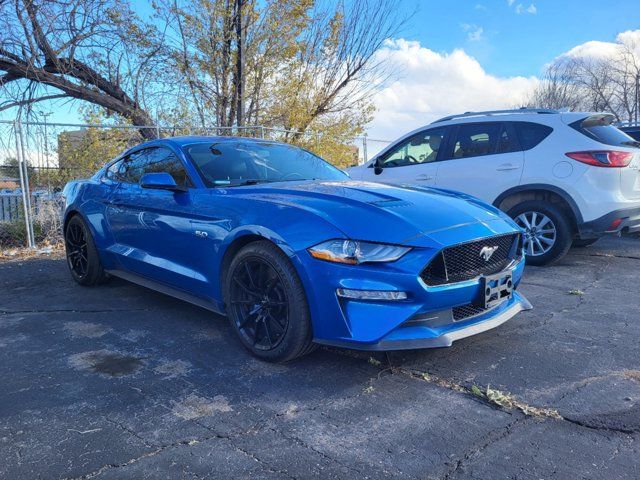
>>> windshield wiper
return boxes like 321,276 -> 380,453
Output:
621,140 -> 640,148
212,179 -> 273,187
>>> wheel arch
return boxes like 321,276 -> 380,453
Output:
63,209 -> 81,233
219,233 -> 272,290
217,229 -> 303,303
493,184 -> 582,231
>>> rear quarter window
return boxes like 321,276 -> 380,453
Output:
572,120 -> 639,147
513,122 -> 553,150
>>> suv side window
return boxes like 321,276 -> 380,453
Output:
378,128 -> 447,168
449,123 -> 501,159
122,147 -> 193,187
513,122 -> 553,150
497,123 -> 520,153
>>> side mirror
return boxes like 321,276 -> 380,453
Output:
140,172 -> 186,192
373,157 -> 383,175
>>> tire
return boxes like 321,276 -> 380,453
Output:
572,238 -> 599,248
64,215 -> 108,286
507,201 -> 573,266
223,240 -> 314,362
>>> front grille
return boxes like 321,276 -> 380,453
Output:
421,233 -> 520,286
452,304 -> 487,321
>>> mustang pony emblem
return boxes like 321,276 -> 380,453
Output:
479,245 -> 499,261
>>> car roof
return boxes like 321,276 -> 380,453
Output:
166,136 -> 280,147
123,135 -> 289,156
429,110 -> 597,127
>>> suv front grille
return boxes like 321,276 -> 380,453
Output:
421,233 -> 520,286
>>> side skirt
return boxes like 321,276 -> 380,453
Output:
105,269 -> 225,315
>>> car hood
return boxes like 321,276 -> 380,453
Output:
227,180 -> 518,247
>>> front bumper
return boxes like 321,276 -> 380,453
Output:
295,240 -> 530,350
579,206 -> 640,237
317,291 -> 532,351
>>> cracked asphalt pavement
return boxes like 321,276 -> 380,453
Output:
1,237 -> 639,479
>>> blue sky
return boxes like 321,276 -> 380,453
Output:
403,0 -> 640,77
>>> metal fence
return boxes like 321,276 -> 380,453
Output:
0,119 -> 391,249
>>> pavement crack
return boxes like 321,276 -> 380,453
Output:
266,426 -> 380,479
105,418 -> 156,448
561,415 -> 640,435
231,442 -> 298,480
386,365 -> 640,437
573,252 -> 640,261
442,417 -> 530,480
61,434 -> 227,479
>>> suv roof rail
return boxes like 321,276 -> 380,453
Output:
430,108 -> 561,124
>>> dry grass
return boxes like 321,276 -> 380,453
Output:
0,243 -> 64,262
473,384 -> 562,419
623,370 -> 640,383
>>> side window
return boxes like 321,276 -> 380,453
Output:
450,123 -> 501,159
497,123 -> 521,153
121,148 -> 192,187
379,128 -> 446,168
514,122 -> 553,150
143,148 -> 192,187
105,159 -> 124,181
121,150 -> 148,184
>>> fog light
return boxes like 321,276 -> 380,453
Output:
336,288 -> 408,301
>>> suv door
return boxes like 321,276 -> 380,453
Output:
105,146 -> 200,289
435,122 -> 524,203
358,127 -> 448,185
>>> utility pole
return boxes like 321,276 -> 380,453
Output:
235,0 -> 244,129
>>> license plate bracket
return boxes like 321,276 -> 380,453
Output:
480,271 -> 513,309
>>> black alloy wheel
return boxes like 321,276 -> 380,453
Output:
224,240 -> 315,362
65,220 -> 88,278
229,257 -> 289,350
64,215 -> 107,286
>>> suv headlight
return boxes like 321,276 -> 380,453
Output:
308,240 -> 411,265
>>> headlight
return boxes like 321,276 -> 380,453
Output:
307,239 -> 411,265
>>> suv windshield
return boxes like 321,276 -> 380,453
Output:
571,118 -> 639,148
185,141 -> 348,187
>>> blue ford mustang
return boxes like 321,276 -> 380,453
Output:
62,137 -> 532,362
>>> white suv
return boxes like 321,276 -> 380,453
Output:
349,109 -> 640,265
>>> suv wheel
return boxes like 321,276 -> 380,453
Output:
507,201 -> 572,266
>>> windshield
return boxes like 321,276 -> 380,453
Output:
184,141 -> 348,187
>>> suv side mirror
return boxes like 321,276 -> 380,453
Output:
373,157 -> 383,175
140,172 -> 186,192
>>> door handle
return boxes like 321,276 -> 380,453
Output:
496,164 -> 520,171
415,174 -> 434,181
109,198 -> 126,206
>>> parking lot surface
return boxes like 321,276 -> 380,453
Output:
1,237 -> 639,479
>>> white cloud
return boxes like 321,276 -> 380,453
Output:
507,0 -> 515,6
507,0 -> 538,15
562,40 -> 620,60
461,23 -> 484,42
557,30 -> 640,61
474,4 -> 487,11
366,39 -> 538,151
